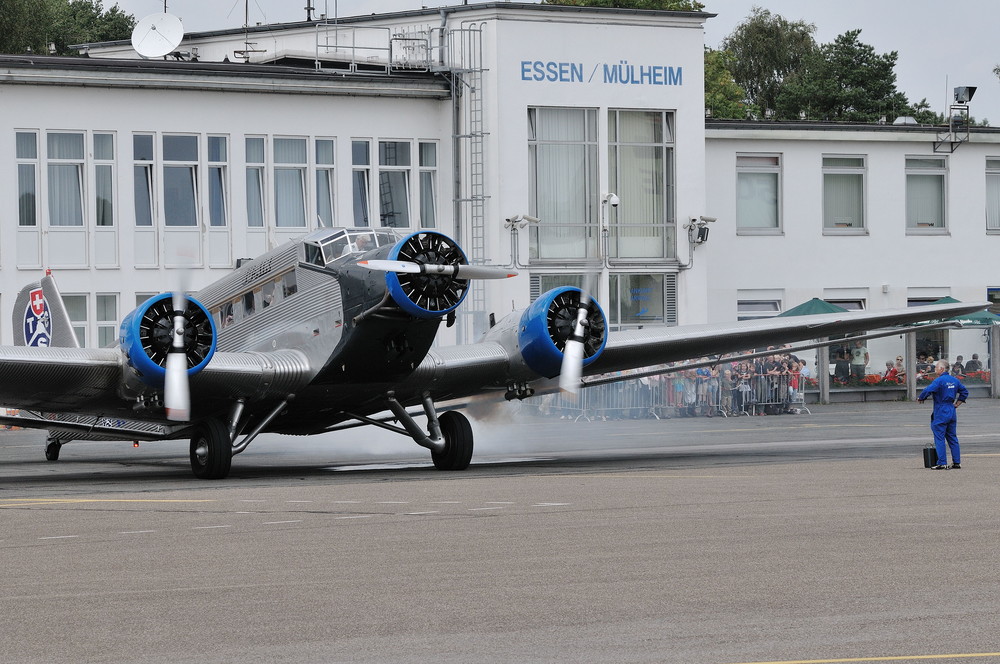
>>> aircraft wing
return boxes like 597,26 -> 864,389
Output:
0,346 -> 311,417
403,301 -> 989,399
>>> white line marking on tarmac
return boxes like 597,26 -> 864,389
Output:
404,511 -> 440,516
286,500 -> 313,503
39,535 -> 78,540
534,503 -> 571,507
336,515 -> 373,520
263,520 -> 302,525
469,506 -> 505,511
193,525 -> 231,530
120,530 -> 155,534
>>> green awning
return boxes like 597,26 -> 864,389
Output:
778,298 -> 849,317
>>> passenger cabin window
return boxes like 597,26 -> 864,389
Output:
283,271 -> 298,297
242,292 -> 256,317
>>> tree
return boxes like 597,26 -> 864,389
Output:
720,7 -> 816,115
704,48 -> 753,119
0,0 -> 135,56
775,29 -> 907,122
541,0 -> 706,10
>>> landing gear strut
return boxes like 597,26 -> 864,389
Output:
190,418 -> 233,479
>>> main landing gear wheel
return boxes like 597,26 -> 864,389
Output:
190,418 -> 233,480
45,439 -> 62,461
432,410 -> 473,471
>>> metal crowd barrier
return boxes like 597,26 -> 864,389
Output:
527,373 -> 810,420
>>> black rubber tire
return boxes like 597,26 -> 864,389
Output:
432,410 -> 473,471
45,441 -> 61,461
189,419 -> 233,480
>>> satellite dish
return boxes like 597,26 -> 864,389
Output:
131,13 -> 184,58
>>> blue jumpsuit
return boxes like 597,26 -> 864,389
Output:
918,372 -> 969,466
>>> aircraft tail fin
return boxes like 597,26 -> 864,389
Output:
12,270 -> 81,348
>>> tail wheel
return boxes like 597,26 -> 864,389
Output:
190,418 -> 233,480
432,410 -> 473,471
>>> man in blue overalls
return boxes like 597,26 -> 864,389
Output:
918,359 -> 969,469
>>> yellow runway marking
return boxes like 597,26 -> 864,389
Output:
0,499 -> 213,508
725,653 -> 1000,663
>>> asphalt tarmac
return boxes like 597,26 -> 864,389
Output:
2,400 -> 1000,664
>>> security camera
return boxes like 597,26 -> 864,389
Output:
606,193 -> 620,208
699,215 -> 717,223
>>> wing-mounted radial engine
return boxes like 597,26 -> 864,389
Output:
118,293 -> 217,416
479,286 -> 609,389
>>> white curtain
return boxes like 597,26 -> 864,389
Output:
317,169 -> 334,227
18,163 -> 36,226
419,171 -> 436,228
163,165 -> 197,226
246,168 -> 264,227
95,164 -> 114,226
48,164 -> 83,226
906,174 -> 944,227
737,172 -> 779,228
274,168 -> 306,227
134,165 -> 153,226
208,166 -> 227,227
987,173 -> 1000,230
823,173 -> 863,228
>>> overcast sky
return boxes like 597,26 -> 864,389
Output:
113,0 -> 1000,123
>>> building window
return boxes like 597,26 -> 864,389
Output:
352,140 -> 371,227
162,135 -> 198,227
274,137 -> 307,227
528,107 -> 599,260
316,138 -> 335,227
207,136 -> 228,227
609,273 -> 672,326
608,110 -> 675,259
378,140 -> 411,228
986,158 -> 1000,231
16,131 -> 38,227
737,299 -> 781,320
736,154 -> 781,232
63,293 -> 88,347
418,142 -> 437,228
47,132 -> 85,226
133,134 -> 154,227
245,137 -> 265,227
822,155 -> 865,232
93,133 -> 115,227
96,293 -> 118,347
906,156 -> 946,231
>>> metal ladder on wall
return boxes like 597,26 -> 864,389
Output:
446,25 -> 489,344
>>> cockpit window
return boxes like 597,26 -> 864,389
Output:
304,242 -> 324,267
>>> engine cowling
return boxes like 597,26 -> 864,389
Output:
518,286 -> 608,378
384,231 -> 470,318
119,293 -> 217,386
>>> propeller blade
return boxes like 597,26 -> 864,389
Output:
360,259 -> 517,280
560,269 -> 598,394
164,350 -> 190,421
165,285 -> 191,422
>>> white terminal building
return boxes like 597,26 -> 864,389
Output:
0,2 -> 997,383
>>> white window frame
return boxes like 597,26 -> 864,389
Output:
527,106 -> 600,262
607,109 -> 675,261
986,157 -> 1000,232
822,154 -> 866,234
905,155 -> 947,234
736,153 -> 782,235
378,139 -> 413,229
16,131 -> 39,227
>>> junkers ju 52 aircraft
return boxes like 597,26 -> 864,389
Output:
0,227 -> 985,479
